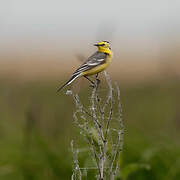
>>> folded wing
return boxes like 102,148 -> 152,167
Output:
73,52 -> 108,76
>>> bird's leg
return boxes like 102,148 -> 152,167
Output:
96,73 -> 99,78
84,76 -> 95,87
95,73 -> 101,85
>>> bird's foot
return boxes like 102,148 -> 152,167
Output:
90,83 -> 96,88
96,78 -> 101,85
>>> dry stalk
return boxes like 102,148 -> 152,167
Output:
69,71 -> 124,180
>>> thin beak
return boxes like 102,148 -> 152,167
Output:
94,44 -> 100,46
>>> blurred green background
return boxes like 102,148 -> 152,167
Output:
0,78 -> 180,179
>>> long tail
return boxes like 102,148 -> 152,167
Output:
57,74 -> 81,92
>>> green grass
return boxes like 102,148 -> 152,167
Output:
0,79 -> 180,179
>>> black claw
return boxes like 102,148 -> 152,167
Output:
89,82 -> 96,88
90,84 -> 95,88
96,79 -> 101,84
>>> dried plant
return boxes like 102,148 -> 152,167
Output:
69,71 -> 124,180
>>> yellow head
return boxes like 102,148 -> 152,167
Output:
94,41 -> 112,54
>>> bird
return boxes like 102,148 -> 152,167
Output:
57,41 -> 113,92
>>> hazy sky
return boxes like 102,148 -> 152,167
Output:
1,0 -> 180,54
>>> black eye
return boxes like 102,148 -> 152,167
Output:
101,44 -> 105,46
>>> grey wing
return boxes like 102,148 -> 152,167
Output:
73,52 -> 107,76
